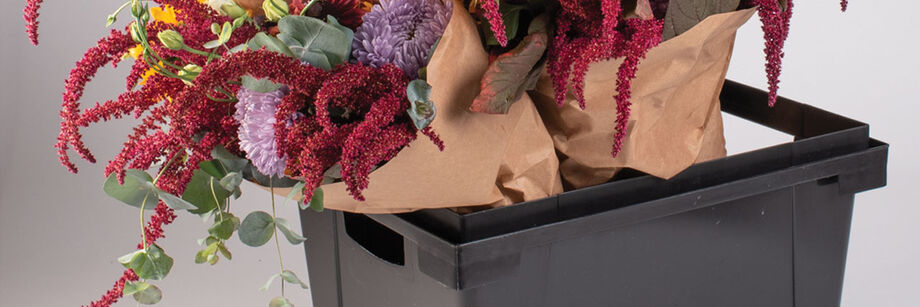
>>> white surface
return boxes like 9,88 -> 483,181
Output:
1,1 -> 917,306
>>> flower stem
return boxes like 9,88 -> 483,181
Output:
140,191 -> 151,250
269,178 -> 286,297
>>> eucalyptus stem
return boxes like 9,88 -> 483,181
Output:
210,178 -> 225,221
269,178 -> 286,297
140,191 -> 151,250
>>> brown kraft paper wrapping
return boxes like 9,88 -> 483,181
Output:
532,8 -> 756,189
270,0 -> 563,213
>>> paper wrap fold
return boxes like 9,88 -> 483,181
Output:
532,8 -> 756,189
272,0 -> 563,213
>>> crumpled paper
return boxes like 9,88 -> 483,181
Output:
532,8 -> 756,189
270,0 -> 563,213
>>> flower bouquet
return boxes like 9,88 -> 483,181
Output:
22,0 -> 849,306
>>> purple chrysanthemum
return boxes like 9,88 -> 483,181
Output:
352,0 -> 452,79
234,86 -> 290,177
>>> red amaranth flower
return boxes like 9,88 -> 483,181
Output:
841,0 -> 848,12
547,0 -> 662,157
57,29 -> 135,173
753,0 -> 793,107
480,0 -> 508,47
23,0 -> 42,45
83,270 -> 138,307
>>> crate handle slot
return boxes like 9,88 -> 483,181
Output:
343,212 -> 406,266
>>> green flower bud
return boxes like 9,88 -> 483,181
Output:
130,0 -> 145,18
157,30 -> 185,51
207,0 -> 248,19
129,23 -> 144,43
178,64 -> 203,85
262,0 -> 289,22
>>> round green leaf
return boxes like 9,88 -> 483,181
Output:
133,283 -> 163,305
103,169 -> 157,209
239,211 -> 275,247
119,245 -> 174,280
122,281 -> 151,296
219,172 -> 243,192
156,188 -> 197,210
209,216 -> 238,240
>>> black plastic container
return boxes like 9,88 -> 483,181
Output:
298,80 -> 889,307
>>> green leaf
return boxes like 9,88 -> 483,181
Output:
203,39 -> 223,49
199,160 -> 228,178
277,15 -> 352,70
212,146 -> 250,173
217,242 -> 232,260
241,75 -> 284,93
308,187 -> 324,212
239,211 -> 275,247
286,181 -> 306,207
103,169 -> 157,209
218,21 -> 233,44
182,170 -> 231,215
260,273 -> 281,291
280,270 -> 309,289
209,214 -> 240,240
661,0 -> 742,41
471,14 -> 549,114
118,245 -> 173,280
406,80 -> 436,130
274,217 -> 306,244
195,242 -> 219,264
155,188 -> 198,210
122,281 -> 151,296
233,16 -> 247,29
133,283 -> 163,305
219,172 -> 243,191
269,296 -> 294,307
248,32 -> 295,57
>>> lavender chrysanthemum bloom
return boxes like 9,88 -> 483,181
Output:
234,86 -> 290,177
352,0 -> 452,79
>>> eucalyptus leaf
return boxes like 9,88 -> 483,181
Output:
308,187 -> 324,212
195,242 -> 219,264
182,170 -> 231,215
219,172 -> 243,191
470,19 -> 549,114
103,169 -> 157,209
133,283 -> 163,305
209,215 -> 239,240
274,217 -> 306,244
122,281 -> 151,296
239,211 -> 275,247
280,270 -> 309,289
277,15 -> 352,69
118,245 -> 173,281
286,181 -> 305,205
155,188 -> 198,210
218,22 -> 233,44
241,75 -> 284,93
269,296 -> 294,307
203,39 -> 223,49
198,160 -> 227,178
406,80 -> 436,130
661,0 -> 741,41
217,242 -> 232,260
260,273 -> 281,291
248,32 -> 295,57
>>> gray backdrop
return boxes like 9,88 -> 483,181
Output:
1,1 -> 916,306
